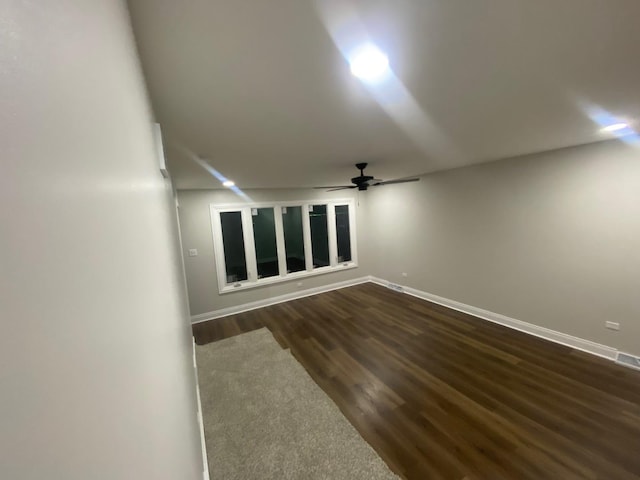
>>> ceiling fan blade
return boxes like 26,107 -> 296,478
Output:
326,186 -> 357,192
373,178 -> 420,186
313,185 -> 353,189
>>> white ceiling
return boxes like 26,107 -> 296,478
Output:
127,0 -> 640,189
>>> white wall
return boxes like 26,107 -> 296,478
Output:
177,189 -> 369,317
0,1 -> 203,479
364,140 -> 640,356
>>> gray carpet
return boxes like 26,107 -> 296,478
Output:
195,328 -> 400,480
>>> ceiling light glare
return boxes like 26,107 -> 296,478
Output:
349,45 -> 390,82
222,180 -> 235,188
600,122 -> 629,133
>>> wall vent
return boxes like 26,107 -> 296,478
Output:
616,352 -> 640,371
387,283 -> 404,292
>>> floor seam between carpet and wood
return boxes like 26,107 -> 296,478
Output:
195,327 -> 400,480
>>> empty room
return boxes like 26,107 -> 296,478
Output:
3,1 -> 639,479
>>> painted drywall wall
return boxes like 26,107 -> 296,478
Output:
364,140 -> 640,356
177,189 -> 369,317
0,2 -> 203,479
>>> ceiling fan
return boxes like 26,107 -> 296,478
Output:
315,163 -> 420,191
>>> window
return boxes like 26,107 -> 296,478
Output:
219,211 -> 248,283
251,208 -> 278,279
309,204 -> 330,268
335,204 -> 352,263
282,206 -> 305,273
211,200 -> 357,293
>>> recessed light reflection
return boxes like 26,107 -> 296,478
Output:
600,123 -> 629,133
349,45 -> 390,82
172,144 -> 253,201
222,180 -> 235,188
584,106 -> 639,144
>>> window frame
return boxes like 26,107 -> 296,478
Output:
210,199 -> 358,294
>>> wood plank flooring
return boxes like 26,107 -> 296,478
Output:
193,283 -> 640,480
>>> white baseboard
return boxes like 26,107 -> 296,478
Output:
191,276 -> 370,324
192,340 -> 210,480
370,276 -> 618,361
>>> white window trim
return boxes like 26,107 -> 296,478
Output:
210,199 -> 358,294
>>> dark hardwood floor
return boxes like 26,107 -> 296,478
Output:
193,283 -> 640,480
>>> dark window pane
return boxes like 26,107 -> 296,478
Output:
252,208 -> 279,279
335,205 -> 352,262
309,204 -> 330,268
220,211 -> 247,283
282,206 -> 306,273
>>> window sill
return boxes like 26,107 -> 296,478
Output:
219,262 -> 358,294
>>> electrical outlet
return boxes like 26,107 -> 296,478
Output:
605,321 -> 620,331
188,249 -> 198,257
401,272 -> 408,277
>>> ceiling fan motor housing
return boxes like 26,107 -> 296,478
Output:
315,162 -> 418,191
352,162 -> 373,189
351,174 -> 373,184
